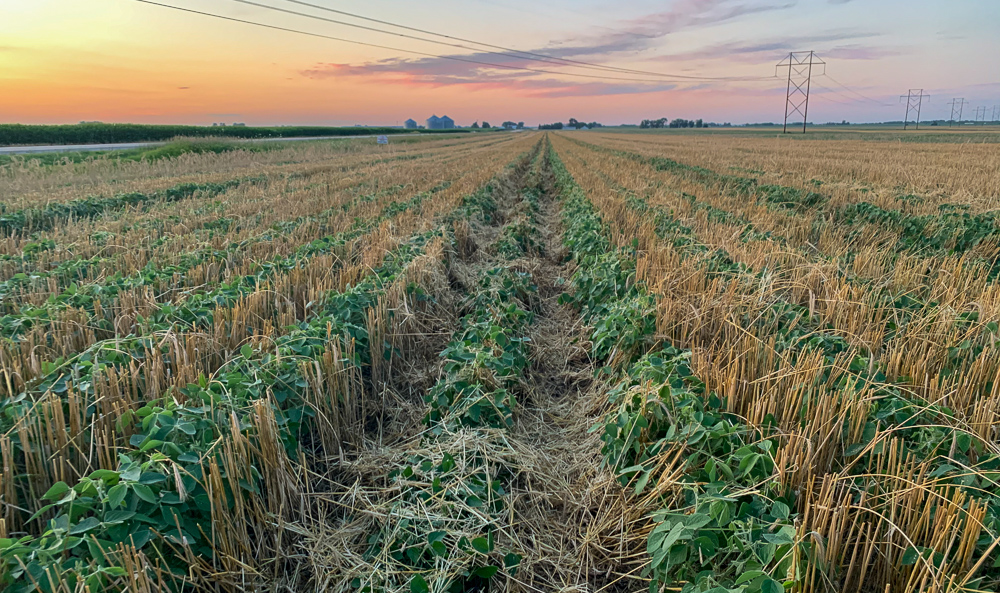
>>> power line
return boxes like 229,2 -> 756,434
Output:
819,73 -> 893,106
810,83 -> 864,106
268,0 -> 775,82
811,81 -> 881,106
230,0 -> 618,75
129,0 -> 775,85
128,0 -> 698,84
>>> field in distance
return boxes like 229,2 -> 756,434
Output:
0,128 -> 998,593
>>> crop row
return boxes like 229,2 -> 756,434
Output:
583,145 -> 996,385
0,138 -> 530,396
549,139 -> 1000,591
357,264 -> 535,592
555,137 -> 991,450
0,229 -> 439,592
348,143 -> 545,592
0,180 -> 436,398
0,137 -> 533,480
0,143 -> 538,592
0,133 -> 511,275
0,177 -> 266,236
0,175 -> 434,311
553,136 -> 1000,428
578,130 -> 1000,214
0,131 -> 514,224
569,134 -> 1000,338
551,145 -> 797,592
569,134 -> 1000,264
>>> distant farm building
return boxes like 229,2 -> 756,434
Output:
426,115 -> 456,130
404,119 -> 418,129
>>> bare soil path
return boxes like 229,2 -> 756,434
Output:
505,161 -> 634,592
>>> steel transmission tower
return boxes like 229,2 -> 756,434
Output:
900,89 -> 930,130
776,51 -> 826,134
946,98 -> 968,126
973,106 -> 988,125
992,105 -> 999,123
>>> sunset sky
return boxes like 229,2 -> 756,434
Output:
1,0 -> 997,126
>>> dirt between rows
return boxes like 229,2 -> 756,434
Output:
295,147 -> 641,592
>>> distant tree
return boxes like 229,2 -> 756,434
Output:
538,122 -> 563,130
482,121 -> 492,128
669,118 -> 699,128
568,118 -> 579,128
587,122 -> 602,129
471,122 -> 480,129
502,121 -> 517,130
696,119 -> 703,128
517,122 -> 524,129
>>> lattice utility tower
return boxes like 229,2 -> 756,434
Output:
993,105 -> 999,123
946,98 -> 968,127
776,51 -> 825,134
973,106 -> 988,125
900,89 -> 930,130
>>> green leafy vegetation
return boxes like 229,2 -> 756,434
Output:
0,231 -> 439,591
5,128 -> 1000,593
549,134 -> 1000,593
551,147 -> 802,592
0,176 -> 263,235
353,149 -> 541,593
0,123 -> 468,147
127,137 -> 263,161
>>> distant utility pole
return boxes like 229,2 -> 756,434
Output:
776,51 -> 826,134
992,105 -> 999,124
946,98 -> 968,127
973,106 -> 988,125
900,89 -> 930,130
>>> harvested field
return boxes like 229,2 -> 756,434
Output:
1,129 -> 999,593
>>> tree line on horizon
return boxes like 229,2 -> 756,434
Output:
470,121 -> 525,130
640,118 -> 719,128
538,118 -> 604,130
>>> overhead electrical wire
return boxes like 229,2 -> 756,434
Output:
128,0 -> 776,85
128,0 -> 908,120
810,82 -> 870,105
129,0 -> 687,83
809,83 -> 865,106
819,73 -> 895,106
266,0 -> 775,82
127,0 -> 913,124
